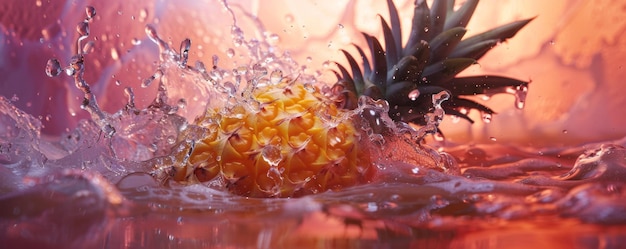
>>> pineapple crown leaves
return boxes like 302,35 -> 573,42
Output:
333,0 -> 533,127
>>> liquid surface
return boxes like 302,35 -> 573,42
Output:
1,1 -> 626,248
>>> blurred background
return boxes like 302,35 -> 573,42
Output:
1,0 -> 625,147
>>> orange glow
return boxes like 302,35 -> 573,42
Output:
2,1 -> 626,248
3,0 -> 625,146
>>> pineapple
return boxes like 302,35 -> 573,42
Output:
333,0 -> 532,129
170,77 -> 375,198
166,0 -> 531,197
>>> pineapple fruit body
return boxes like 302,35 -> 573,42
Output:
173,78 -> 375,197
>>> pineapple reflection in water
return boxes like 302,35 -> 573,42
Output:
167,0 -> 531,197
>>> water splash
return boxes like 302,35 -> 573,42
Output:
2,1 -> 626,248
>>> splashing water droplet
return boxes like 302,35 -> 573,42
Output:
76,21 -> 89,37
131,38 -> 141,45
262,145 -> 283,167
212,55 -> 219,69
123,87 -> 135,109
223,81 -> 237,95
82,41 -> 95,54
284,14 -> 294,23
177,99 -> 187,109
85,6 -> 96,20
45,58 -> 62,77
179,38 -> 191,67
303,82 -> 316,93
267,33 -> 280,46
482,113 -> 492,123
141,70 -> 163,88
226,48 -> 235,58
252,64 -> 267,77
432,91 -> 450,108
511,84 -> 528,109
269,70 -> 283,85
231,26 -> 244,47
145,25 -> 158,41
139,8 -> 148,22
408,89 -> 420,101
110,48 -> 119,60
424,27 -> 429,33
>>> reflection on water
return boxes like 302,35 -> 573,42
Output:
2,0 -> 626,248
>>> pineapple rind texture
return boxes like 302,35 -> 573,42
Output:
176,78 -> 374,197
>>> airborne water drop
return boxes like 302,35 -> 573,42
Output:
45,58 -> 62,77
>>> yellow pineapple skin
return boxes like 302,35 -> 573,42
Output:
174,78 -> 374,197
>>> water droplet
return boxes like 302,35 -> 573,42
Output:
226,48 -> 235,58
231,26 -> 244,47
139,9 -> 148,22
76,21 -> 89,37
269,70 -> 283,85
85,6 -> 96,19
145,25 -> 159,43
489,137 -> 497,141
423,27 -> 429,33
131,38 -> 141,45
142,69 -> 162,88
267,33 -> 280,46
434,132 -> 445,141
408,89 -> 420,101
82,41 -> 95,54
108,48 -> 119,60
179,38 -> 191,66
167,136 -> 176,145
284,14 -> 294,23
252,64 -> 267,76
482,113 -> 492,123
459,108 -> 469,115
177,99 -> 187,109
103,124 -> 116,137
212,55 -> 219,68
337,24 -> 344,29
562,129 -> 568,134
303,83 -> 316,93
365,202 -> 378,212
45,58 -> 62,77
223,81 -> 237,95
411,167 -> 419,174
513,85 -> 528,109
262,145 -> 283,167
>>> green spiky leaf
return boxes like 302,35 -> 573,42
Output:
456,18 -> 534,53
423,58 -> 476,83
444,0 -> 479,30
429,0 -> 448,36
442,75 -> 529,96
404,0 -> 431,56
429,27 -> 467,62
380,17 -> 399,66
363,34 -> 388,91
388,55 -> 422,83
386,0 -> 403,57
449,39 -> 498,60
